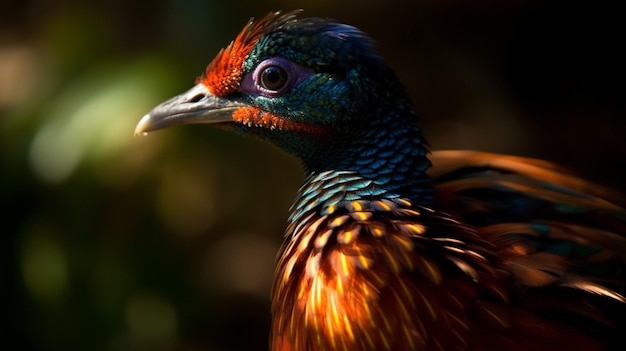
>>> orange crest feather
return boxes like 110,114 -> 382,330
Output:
197,10 -> 301,96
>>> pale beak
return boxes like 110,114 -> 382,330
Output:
134,83 -> 246,136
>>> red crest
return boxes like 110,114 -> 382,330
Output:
197,10 -> 301,96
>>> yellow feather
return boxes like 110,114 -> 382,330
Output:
396,278 -> 417,309
352,211 -> 373,221
379,306 -> 394,334
337,252 -> 352,277
356,251 -> 374,269
419,256 -> 443,285
373,200 -> 393,211
327,297 -> 338,349
415,289 -> 438,321
329,215 -> 350,228
342,314 -> 355,341
403,325 -> 416,350
395,198 -> 412,207
362,330 -> 376,349
351,200 -> 364,211
314,229 -> 333,249
369,269 -> 386,286
379,331 -> 391,350
337,228 -> 356,245
391,287 -> 412,322
335,273 -> 345,295
371,225 -> 385,237
283,254 -> 301,282
400,223 -> 426,235
392,232 -> 415,251
362,295 -> 376,327
382,247 -> 401,273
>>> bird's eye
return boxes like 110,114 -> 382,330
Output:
260,65 -> 288,91
239,57 -> 314,97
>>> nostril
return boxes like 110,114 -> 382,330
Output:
189,94 -> 205,103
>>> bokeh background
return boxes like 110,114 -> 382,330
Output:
1,0 -> 624,350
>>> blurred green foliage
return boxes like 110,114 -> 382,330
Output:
1,1 -> 624,350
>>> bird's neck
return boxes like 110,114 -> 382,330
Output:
291,106 -> 433,224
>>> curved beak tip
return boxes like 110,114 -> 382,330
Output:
133,113 -> 152,136
132,84 -> 243,137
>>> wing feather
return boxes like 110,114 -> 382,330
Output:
430,150 -> 626,349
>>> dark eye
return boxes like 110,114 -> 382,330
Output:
238,57 -> 314,97
260,65 -> 288,91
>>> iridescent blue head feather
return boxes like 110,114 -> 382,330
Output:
136,11 -> 433,207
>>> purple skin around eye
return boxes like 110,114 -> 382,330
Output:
239,57 -> 314,97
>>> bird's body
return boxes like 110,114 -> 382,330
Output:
136,11 -> 626,351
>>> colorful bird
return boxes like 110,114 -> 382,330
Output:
135,11 -> 626,351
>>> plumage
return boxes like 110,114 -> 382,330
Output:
135,11 -> 626,351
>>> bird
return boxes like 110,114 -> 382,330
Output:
135,10 -> 626,351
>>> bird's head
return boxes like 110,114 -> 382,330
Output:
136,10 -> 426,175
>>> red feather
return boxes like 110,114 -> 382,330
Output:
197,11 -> 301,96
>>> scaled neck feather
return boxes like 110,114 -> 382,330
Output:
291,105 -> 433,226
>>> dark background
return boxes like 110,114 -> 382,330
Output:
1,0 -> 624,350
